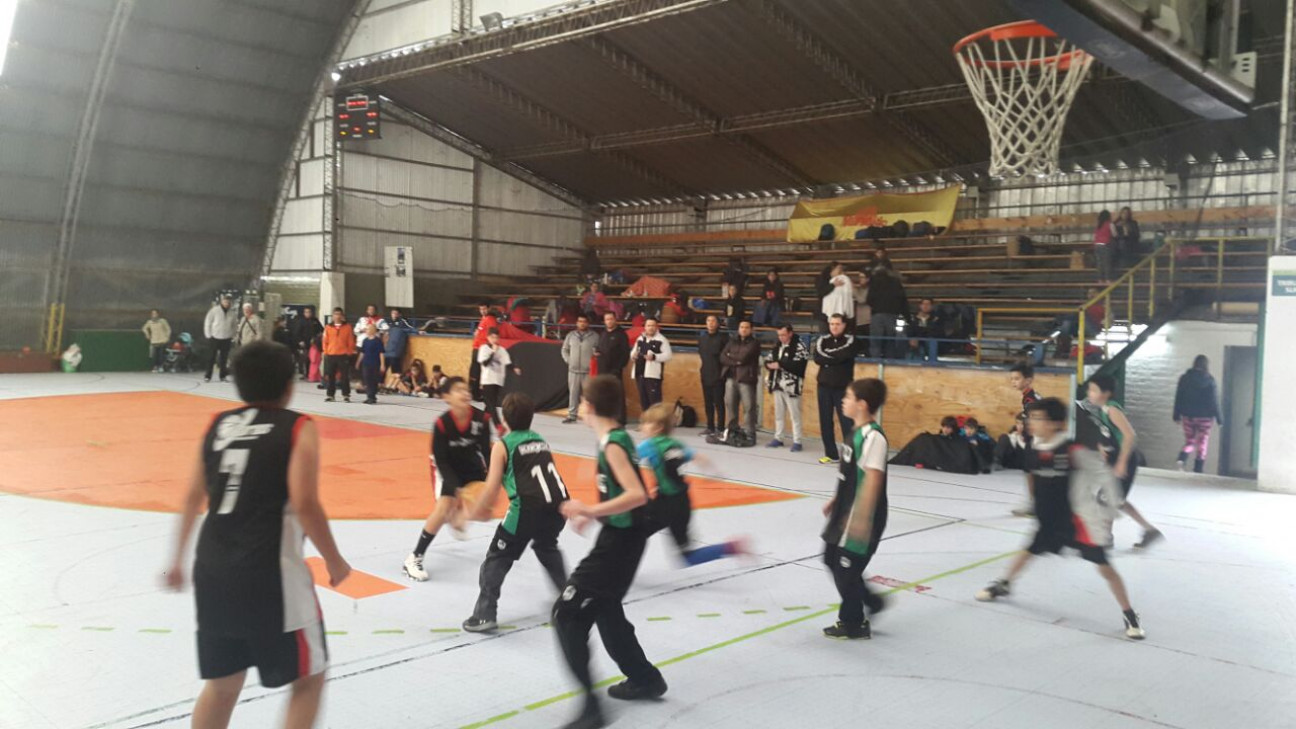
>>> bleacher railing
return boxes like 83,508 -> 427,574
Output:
976,235 -> 1272,382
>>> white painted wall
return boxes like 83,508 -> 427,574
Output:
1124,320 -> 1258,474
1258,256 -> 1296,494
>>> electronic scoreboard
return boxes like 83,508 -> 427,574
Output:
335,91 -> 381,140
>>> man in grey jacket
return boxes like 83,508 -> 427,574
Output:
235,303 -> 262,348
561,314 -> 598,423
203,295 -> 238,382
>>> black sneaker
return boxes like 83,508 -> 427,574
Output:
1123,610 -> 1146,640
607,677 -> 668,701
462,616 -> 497,633
1133,529 -> 1164,549
864,591 -> 886,616
822,620 -> 870,640
975,579 -> 1010,602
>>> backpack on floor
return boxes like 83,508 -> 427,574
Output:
673,398 -> 698,428
910,221 -> 933,237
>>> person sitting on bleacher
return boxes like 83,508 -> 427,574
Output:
723,283 -> 745,332
906,298 -> 942,363
754,270 -> 786,327
581,282 -> 611,320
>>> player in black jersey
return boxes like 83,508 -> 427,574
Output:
462,392 -> 569,632
552,375 -> 666,729
404,376 -> 493,581
821,379 -> 889,640
164,340 -> 351,729
1007,363 -> 1041,516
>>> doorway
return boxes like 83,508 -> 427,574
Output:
1221,346 -> 1258,478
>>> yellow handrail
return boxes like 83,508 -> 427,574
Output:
43,304 -> 65,356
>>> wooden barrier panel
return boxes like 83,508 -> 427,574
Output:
406,335 -> 1072,450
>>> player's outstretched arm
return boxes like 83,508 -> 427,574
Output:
163,453 -> 208,591
289,419 -> 351,587
846,468 -> 883,548
571,444 -> 648,519
470,441 -> 508,521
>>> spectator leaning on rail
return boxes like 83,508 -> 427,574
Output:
813,313 -> 859,464
235,303 -> 262,348
697,314 -> 729,436
203,295 -> 238,383
290,306 -> 323,380
631,317 -> 673,412
560,314 -> 598,423
764,323 -> 808,452
142,309 -> 172,373
865,262 -> 909,360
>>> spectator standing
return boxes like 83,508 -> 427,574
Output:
1094,209 -> 1116,283
478,328 -> 521,427
865,264 -> 909,360
821,263 -> 854,326
354,305 -> 386,346
272,317 -> 291,348
697,315 -> 728,436
755,270 -> 786,327
1113,206 -> 1141,268
854,271 -> 873,346
814,314 -> 859,464
715,320 -> 760,446
561,314 -> 598,423
764,324 -> 808,451
322,308 -> 355,403
235,303 -> 262,348
203,295 -> 238,383
722,283 -> 745,332
357,324 -> 386,405
723,256 -> 750,296
907,298 -> 941,362
290,307 -> 322,379
384,308 -> 414,377
307,334 -> 322,383
142,309 -> 171,373
813,264 -> 834,334
595,312 -> 630,423
470,302 -> 499,401
1173,354 -> 1223,473
631,318 -> 673,411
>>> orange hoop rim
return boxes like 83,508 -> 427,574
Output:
952,20 -> 1088,71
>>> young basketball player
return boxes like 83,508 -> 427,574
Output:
1085,375 -> 1163,548
462,392 -> 569,632
403,376 -> 492,582
975,398 -> 1145,639
552,375 -> 667,729
637,403 -> 746,566
821,378 -> 889,640
164,340 -> 351,729
1007,363 -> 1041,516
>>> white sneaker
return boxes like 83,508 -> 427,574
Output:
1124,612 -> 1146,640
403,552 -> 429,582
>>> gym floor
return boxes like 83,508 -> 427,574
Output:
2,373 -> 1293,729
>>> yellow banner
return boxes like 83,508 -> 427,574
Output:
786,185 -> 962,242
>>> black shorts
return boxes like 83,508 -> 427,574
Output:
436,471 -> 486,499
1119,457 -> 1139,496
567,525 -> 649,599
198,622 -> 328,688
491,510 -> 565,561
1026,528 -> 1109,565
647,492 -> 692,549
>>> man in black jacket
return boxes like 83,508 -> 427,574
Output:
764,324 -> 809,451
715,320 -> 761,446
595,312 -> 630,423
813,314 -> 859,464
696,315 -> 728,436
289,306 -> 323,379
866,265 -> 909,360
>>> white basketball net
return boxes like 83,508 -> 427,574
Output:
955,30 -> 1093,177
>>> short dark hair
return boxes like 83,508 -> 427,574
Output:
921,297 -> 934,305
849,378 -> 887,415
439,375 -> 467,397
390,307 -> 401,315
965,417 -> 980,429
778,323 -> 794,333
487,327 -> 500,337
431,364 -> 442,372
501,392 -> 536,431
1027,397 -> 1068,423
644,317 -> 658,325
940,415 -> 959,430
828,313 -> 846,323
332,307 -> 344,314
479,301 -> 492,308
1088,374 -> 1116,395
231,341 -> 295,404
576,314 -> 589,321
1009,363 -> 1035,379
582,375 -> 624,419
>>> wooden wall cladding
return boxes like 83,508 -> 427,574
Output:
406,336 -> 473,379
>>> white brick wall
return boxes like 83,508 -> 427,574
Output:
1124,321 -> 1258,474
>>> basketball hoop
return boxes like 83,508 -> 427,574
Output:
954,21 -> 1093,178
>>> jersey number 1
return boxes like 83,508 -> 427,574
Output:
216,449 -> 250,514
529,463 -> 569,503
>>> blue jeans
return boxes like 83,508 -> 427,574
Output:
908,338 -> 938,362
755,301 -> 782,327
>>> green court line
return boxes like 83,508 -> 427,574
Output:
326,631 -> 348,636
455,550 -> 1017,729
697,612 -> 721,618
782,605 -> 811,611
742,609 -> 766,615
430,628 -> 461,633
499,625 -> 517,631
81,626 -> 114,632
138,628 -> 172,634
647,616 -> 672,622
372,629 -> 405,635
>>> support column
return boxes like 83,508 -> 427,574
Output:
1259,256 -> 1296,493
471,159 -> 482,280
